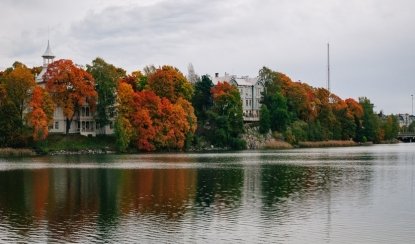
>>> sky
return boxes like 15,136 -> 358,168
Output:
1,0 -> 414,114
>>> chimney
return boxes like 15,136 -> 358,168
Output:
215,73 -> 219,78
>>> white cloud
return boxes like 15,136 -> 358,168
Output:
1,0 -> 414,114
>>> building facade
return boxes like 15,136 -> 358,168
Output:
212,73 -> 264,122
36,42 -> 114,136
397,113 -> 415,128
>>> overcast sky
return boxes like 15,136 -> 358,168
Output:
1,0 -> 414,114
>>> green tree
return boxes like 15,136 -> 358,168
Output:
114,116 -> 133,152
207,82 -> 245,149
259,104 -> 271,134
259,67 -> 289,132
264,91 -> 289,132
192,75 -> 213,124
359,97 -> 381,143
289,120 -> 308,144
0,90 -> 21,146
87,58 -> 126,129
408,120 -> 415,133
382,115 -> 399,141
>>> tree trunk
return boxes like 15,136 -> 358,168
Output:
66,118 -> 72,134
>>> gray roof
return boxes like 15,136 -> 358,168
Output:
36,68 -> 47,84
212,74 -> 262,87
42,40 -> 55,58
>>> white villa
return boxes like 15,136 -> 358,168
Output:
212,73 -> 264,122
36,42 -> 114,136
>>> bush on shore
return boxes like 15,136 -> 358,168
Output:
298,140 -> 357,148
262,140 -> 293,149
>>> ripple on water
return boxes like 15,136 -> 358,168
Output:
1,145 -> 415,243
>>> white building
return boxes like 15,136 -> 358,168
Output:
212,73 -> 264,122
397,113 -> 415,128
36,42 -> 114,136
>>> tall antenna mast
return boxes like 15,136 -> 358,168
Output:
327,43 -> 331,93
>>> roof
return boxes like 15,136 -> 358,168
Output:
42,40 -> 55,58
212,74 -> 262,87
36,67 -> 47,84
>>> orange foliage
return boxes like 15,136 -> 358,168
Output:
211,82 -> 236,101
116,77 -> 197,151
147,65 -> 193,102
28,86 -> 55,140
345,98 -> 364,119
117,82 -> 135,116
45,59 -> 97,121
3,65 -> 36,121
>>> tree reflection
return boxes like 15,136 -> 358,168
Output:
195,168 -> 244,212
119,168 -> 197,219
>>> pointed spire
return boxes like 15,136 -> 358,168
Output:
42,40 -> 55,59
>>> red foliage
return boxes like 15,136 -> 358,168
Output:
45,59 -> 97,121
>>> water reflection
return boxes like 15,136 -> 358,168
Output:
0,145 -> 415,243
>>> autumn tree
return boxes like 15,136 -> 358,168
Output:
115,75 -> 197,152
45,59 -> 97,134
345,98 -> 364,141
27,86 -> 55,140
2,62 -> 36,128
87,58 -> 126,130
114,81 -> 135,151
133,91 -> 196,151
147,65 -> 193,102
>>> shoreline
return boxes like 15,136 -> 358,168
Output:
0,140 -> 394,157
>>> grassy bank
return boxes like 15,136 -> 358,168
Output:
298,140 -> 358,148
262,140 -> 293,149
34,134 -> 117,154
0,148 -> 36,157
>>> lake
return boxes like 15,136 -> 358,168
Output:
1,144 -> 415,243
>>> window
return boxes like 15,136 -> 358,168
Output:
246,100 -> 248,106
86,107 -> 90,117
81,107 -> 85,117
54,121 -> 59,130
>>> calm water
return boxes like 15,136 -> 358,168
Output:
1,144 -> 415,243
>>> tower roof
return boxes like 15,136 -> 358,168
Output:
42,40 -> 55,58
